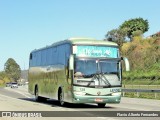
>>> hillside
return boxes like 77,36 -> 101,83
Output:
122,36 -> 160,84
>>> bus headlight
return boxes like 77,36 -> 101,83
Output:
74,91 -> 86,96
111,92 -> 121,96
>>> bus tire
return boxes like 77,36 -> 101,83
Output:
35,85 -> 46,102
58,88 -> 65,106
97,103 -> 106,108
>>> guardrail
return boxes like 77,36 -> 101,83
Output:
122,89 -> 160,98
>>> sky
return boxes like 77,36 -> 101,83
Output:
0,0 -> 160,71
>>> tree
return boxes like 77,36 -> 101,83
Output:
4,58 -> 21,82
120,17 -> 149,40
105,28 -> 128,52
0,71 -> 7,80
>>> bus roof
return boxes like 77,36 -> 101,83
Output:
68,38 -> 118,46
31,37 -> 118,52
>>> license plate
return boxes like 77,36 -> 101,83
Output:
95,98 -> 103,102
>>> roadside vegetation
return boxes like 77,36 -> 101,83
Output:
122,36 -> 160,82
122,36 -> 160,99
0,58 -> 21,86
106,17 -> 160,86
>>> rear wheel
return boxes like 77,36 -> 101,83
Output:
58,89 -> 65,106
35,86 -> 46,102
97,103 -> 106,108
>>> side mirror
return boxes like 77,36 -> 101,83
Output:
122,57 -> 130,71
69,55 -> 74,70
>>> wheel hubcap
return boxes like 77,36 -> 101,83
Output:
60,92 -> 64,105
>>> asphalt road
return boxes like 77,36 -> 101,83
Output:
0,86 -> 160,120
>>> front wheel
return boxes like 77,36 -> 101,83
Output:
97,103 -> 106,108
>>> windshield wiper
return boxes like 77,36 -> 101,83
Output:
87,73 -> 99,86
101,73 -> 111,86
87,72 -> 111,87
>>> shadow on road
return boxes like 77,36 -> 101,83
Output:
19,97 -> 115,109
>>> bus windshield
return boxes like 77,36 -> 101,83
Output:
74,59 -> 120,78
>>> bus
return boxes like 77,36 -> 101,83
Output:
28,38 -> 129,107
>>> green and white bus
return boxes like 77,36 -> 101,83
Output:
28,38 -> 129,107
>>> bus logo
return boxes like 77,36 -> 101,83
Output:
97,91 -> 101,95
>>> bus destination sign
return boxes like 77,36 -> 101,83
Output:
73,46 -> 118,58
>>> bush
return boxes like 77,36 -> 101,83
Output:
122,36 -> 160,82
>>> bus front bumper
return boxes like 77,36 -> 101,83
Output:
72,95 -> 121,104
